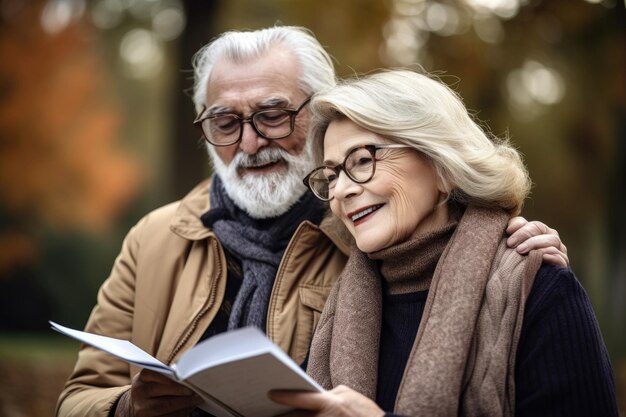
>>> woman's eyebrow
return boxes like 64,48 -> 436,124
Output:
322,144 -> 369,165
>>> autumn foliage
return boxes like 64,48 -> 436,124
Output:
0,1 -> 142,273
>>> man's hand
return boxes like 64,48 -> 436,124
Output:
506,217 -> 569,267
115,369 -> 202,417
269,385 -> 385,417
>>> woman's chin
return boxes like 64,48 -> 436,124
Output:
355,239 -> 386,254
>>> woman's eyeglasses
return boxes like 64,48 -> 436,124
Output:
303,144 -> 412,201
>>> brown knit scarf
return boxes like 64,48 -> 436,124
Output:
372,219 -> 458,295
307,205 -> 542,416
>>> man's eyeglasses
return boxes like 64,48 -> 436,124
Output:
193,96 -> 312,146
303,144 -> 412,201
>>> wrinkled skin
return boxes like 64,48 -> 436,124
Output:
506,217 -> 568,267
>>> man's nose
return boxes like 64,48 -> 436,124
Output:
238,121 -> 269,154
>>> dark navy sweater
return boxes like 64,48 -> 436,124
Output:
378,264 -> 618,417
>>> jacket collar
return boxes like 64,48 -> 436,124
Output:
169,177 -> 354,256
317,213 -> 352,256
169,178 -> 214,241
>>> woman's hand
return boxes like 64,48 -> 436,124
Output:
114,369 -> 202,417
270,385 -> 385,417
506,217 -> 569,267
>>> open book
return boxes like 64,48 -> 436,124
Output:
50,321 -> 323,417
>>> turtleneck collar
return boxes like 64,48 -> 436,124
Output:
368,217 -> 458,295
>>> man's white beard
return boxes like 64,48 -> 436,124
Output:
208,143 -> 315,219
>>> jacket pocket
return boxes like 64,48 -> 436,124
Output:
299,284 -> 330,330
295,284 -> 332,363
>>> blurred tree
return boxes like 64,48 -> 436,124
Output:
0,0 -> 142,232
168,0 -> 221,198
0,0 -> 142,328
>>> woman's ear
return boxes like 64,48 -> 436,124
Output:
434,167 -> 452,195
430,167 -> 451,207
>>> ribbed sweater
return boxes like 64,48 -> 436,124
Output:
378,264 -> 618,417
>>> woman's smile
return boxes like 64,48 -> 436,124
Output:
348,204 -> 385,225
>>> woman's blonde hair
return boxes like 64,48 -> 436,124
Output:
309,69 -> 531,215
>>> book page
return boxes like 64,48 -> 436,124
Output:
49,321 -> 173,375
173,327 -> 323,417
174,327 -> 276,375
184,352 -> 321,417
175,327 -> 320,389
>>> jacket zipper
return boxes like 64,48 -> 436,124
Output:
266,221 -> 315,342
166,237 -> 223,364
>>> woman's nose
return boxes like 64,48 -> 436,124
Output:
332,170 -> 362,201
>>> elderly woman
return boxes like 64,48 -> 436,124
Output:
270,70 -> 618,417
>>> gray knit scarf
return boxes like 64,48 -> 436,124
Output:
201,175 -> 325,331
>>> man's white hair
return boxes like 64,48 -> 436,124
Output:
192,26 -> 336,114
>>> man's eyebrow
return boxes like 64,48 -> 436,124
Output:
205,97 -> 291,116
205,106 -> 233,116
257,97 -> 291,108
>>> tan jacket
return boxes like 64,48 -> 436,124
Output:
56,179 -> 350,417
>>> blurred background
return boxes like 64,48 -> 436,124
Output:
0,0 -> 623,415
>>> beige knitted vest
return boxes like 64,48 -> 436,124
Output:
307,206 -> 542,416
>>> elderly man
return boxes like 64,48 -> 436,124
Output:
56,26 -> 568,417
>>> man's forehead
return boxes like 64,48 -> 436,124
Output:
205,69 -> 306,113
205,49 -> 303,109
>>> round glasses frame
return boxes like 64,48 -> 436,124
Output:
193,96 -> 312,147
303,143 -> 412,201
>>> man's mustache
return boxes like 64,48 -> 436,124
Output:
235,148 -> 287,169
